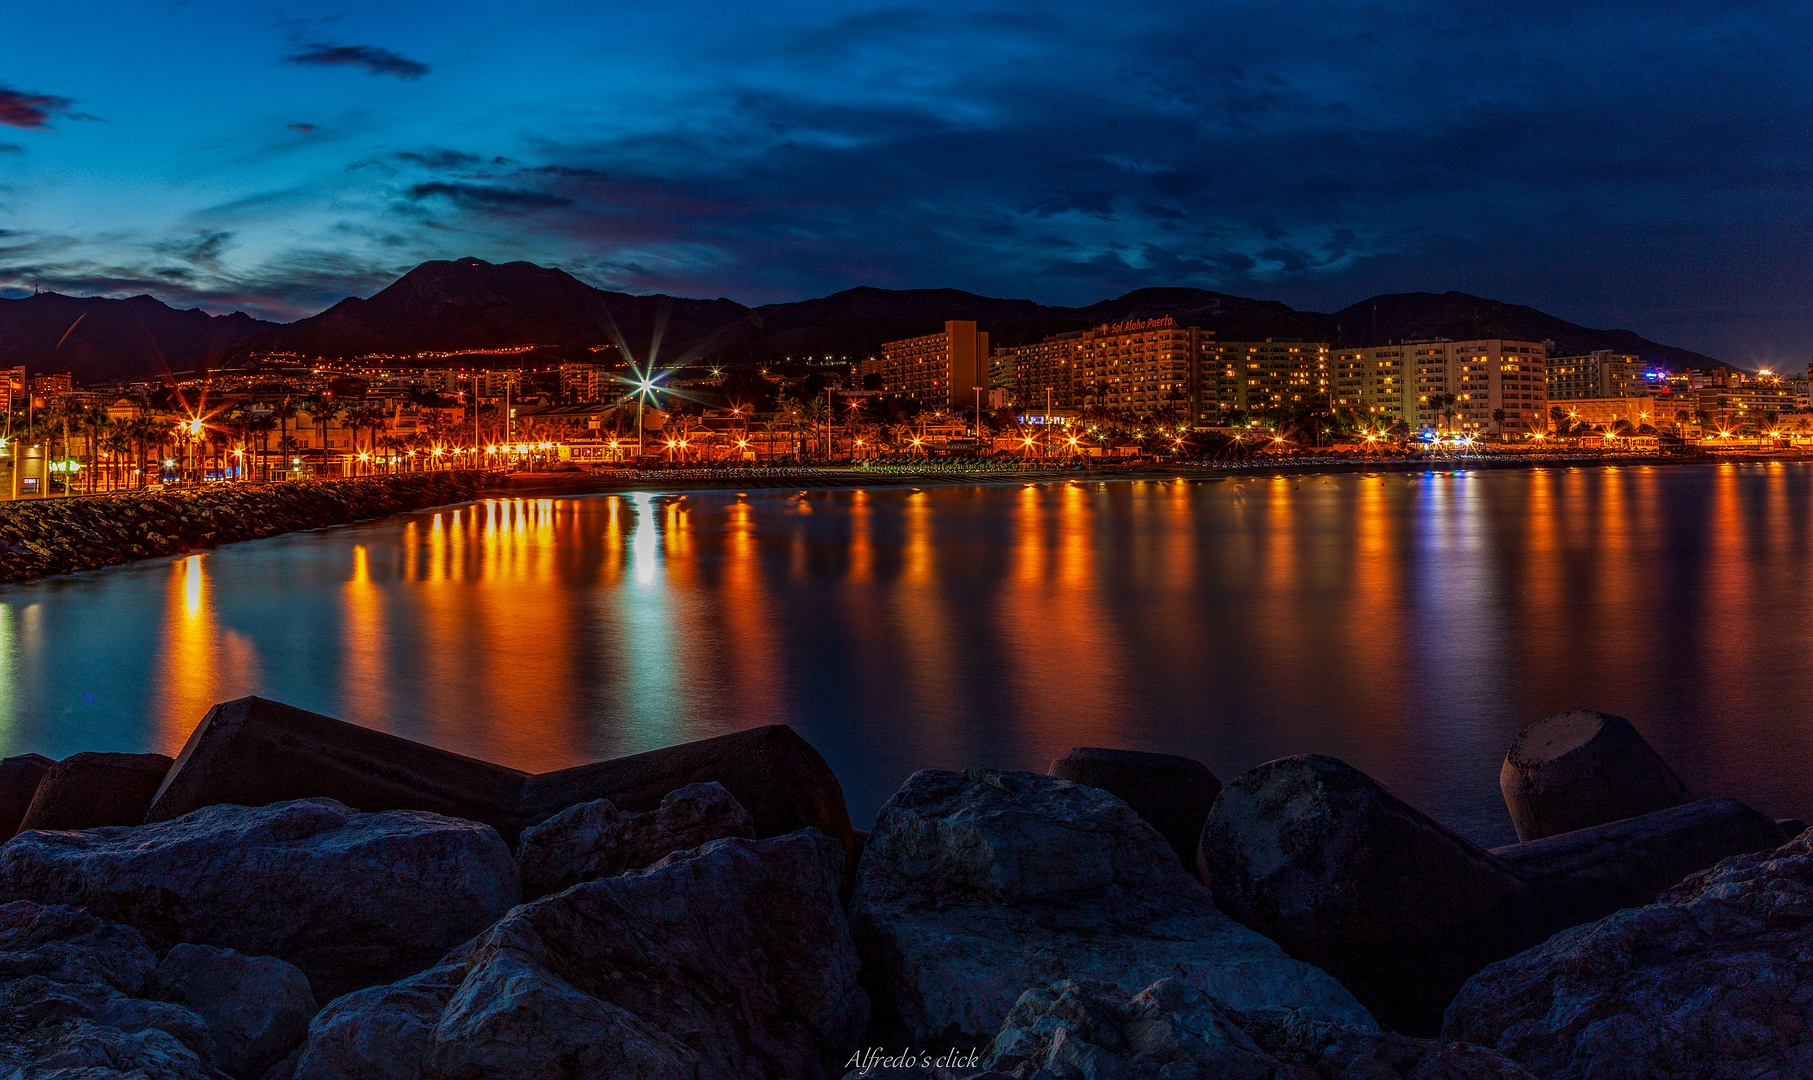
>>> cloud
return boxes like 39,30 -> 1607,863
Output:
0,87 -> 76,130
287,123 -> 318,134
286,43 -> 429,79
406,181 -> 571,210
0,143 -> 22,153
395,149 -> 482,170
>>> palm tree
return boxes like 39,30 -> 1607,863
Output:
102,429 -> 130,491
271,398 -> 299,480
305,396 -> 339,476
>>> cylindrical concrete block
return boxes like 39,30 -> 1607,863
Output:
1500,710 -> 1693,842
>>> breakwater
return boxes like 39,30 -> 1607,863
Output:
0,472 -> 490,584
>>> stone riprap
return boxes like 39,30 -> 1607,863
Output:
1048,746 -> 1221,870
848,768 -> 1373,1050
515,781 -> 755,899
0,471 -> 487,583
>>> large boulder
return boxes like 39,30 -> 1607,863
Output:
0,797 -> 519,1001
1492,796 -> 1791,932
980,977 -> 1538,1080
284,830 -> 866,1080
1444,827 -> 1813,1080
848,769 -> 1372,1051
145,696 -> 528,838
1048,746 -> 1220,869
0,900 -> 215,1078
515,781 -> 754,899
519,723 -> 856,867
18,750 -> 173,832
0,752 -> 53,839
1198,755 -> 1538,1035
155,943 -> 318,1079
1499,709 -> 1694,842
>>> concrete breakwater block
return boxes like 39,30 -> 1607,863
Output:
1499,709 -> 1694,842
1049,746 -> 1221,869
146,697 -> 529,835
146,696 -> 855,860
1491,796 -> 1791,933
18,751 -> 173,832
1198,754 -> 1540,1036
0,753 -> 54,839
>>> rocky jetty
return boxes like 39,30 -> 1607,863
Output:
0,701 -> 1807,1078
0,472 -> 487,583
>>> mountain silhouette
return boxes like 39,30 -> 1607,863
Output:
0,258 -> 1727,385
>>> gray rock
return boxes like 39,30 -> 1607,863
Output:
287,957 -> 471,1080
0,753 -> 53,840
1048,747 -> 1221,871
515,780 -> 754,898
1499,709 -> 1694,842
1444,827 -> 1813,1080
848,768 -> 1372,1051
1197,755 -> 1539,1035
156,944 -> 317,1079
285,830 -> 865,1080
0,900 -> 215,1078
1491,796 -> 1791,932
979,977 -> 1537,1080
427,829 -> 865,1080
0,797 -> 518,1001
18,750 -> 174,832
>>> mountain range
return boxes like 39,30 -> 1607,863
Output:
0,258 -> 1729,386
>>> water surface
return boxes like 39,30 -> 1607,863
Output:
17,463 -> 1813,846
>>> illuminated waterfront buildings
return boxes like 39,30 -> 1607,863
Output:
877,321 -> 990,408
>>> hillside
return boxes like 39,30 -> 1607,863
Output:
0,259 -> 1729,382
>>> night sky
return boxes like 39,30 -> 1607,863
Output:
2,1 -> 1809,365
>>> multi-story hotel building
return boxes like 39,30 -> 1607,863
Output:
1205,340 -> 1330,419
1548,351 -> 1642,401
1329,339 -> 1547,434
1004,318 -> 1208,418
877,320 -> 990,409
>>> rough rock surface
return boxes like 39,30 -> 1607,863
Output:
0,797 -> 518,1001
1499,709 -> 1694,842
849,768 -> 1372,1050
0,753 -> 53,839
17,751 -> 174,832
1444,827 -> 1813,1080
1492,796 -> 1790,932
0,900 -> 215,1079
977,977 -> 1537,1080
519,722 -> 857,873
1198,755 -> 1539,1036
285,830 -> 866,1080
155,943 -> 317,1079
0,472 -> 487,584
1048,747 -> 1221,870
515,780 -> 754,898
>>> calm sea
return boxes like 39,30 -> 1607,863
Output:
15,463 -> 1813,846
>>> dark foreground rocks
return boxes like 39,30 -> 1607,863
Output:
0,753 -> 53,839
282,829 -> 865,1080
0,471 -> 488,584
0,797 -> 518,1001
1491,795 -> 1792,932
1445,826 -> 1813,1080
1199,754 -> 1539,1036
849,768 -> 1372,1050
1048,746 -> 1220,869
1499,709 -> 1695,841
149,696 -> 855,860
155,943 -> 318,1079
977,977 -> 1537,1080
515,780 -> 754,899
18,750 -> 174,832
0,900 -> 217,1079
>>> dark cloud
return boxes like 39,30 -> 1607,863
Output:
0,87 -> 76,130
406,181 -> 571,210
287,123 -> 317,134
286,43 -> 429,79
0,143 -> 22,153
395,149 -> 483,170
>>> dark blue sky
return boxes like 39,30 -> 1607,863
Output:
2,1 -> 1809,365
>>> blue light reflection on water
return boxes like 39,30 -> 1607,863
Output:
14,464 -> 1813,845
